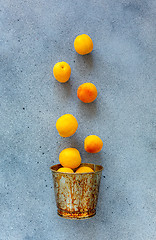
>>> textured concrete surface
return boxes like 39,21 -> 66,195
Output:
0,0 -> 156,239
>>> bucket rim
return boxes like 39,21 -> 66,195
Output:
50,163 -> 104,175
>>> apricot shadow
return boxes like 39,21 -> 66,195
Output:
83,151 -> 104,166
83,53 -> 94,70
77,100 -> 98,120
55,78 -> 73,99
75,53 -> 94,71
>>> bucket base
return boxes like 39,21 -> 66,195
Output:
57,209 -> 96,220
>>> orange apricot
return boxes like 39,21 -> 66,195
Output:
77,83 -> 97,103
84,135 -> 103,153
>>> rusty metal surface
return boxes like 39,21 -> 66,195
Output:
50,163 -> 103,219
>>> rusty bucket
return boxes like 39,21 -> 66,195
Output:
50,163 -> 103,219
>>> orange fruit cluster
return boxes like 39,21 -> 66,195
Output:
53,34 -> 103,174
53,34 -> 97,103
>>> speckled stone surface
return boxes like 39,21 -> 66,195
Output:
0,0 -> 156,239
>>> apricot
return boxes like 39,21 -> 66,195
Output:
56,114 -> 78,137
59,148 -> 81,169
74,34 -> 93,55
75,166 -> 94,173
53,61 -> 71,83
77,83 -> 97,103
84,135 -> 103,153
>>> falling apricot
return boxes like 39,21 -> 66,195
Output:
74,34 -> 93,55
53,61 -> 71,83
77,83 -> 97,103
56,114 -> 78,137
84,135 -> 103,153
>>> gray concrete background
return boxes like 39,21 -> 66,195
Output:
0,0 -> 156,239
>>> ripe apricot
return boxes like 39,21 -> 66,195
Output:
75,166 -> 94,173
53,61 -> 71,83
84,135 -> 103,153
57,167 -> 74,173
74,34 -> 93,55
56,114 -> 78,137
59,148 -> 81,169
77,83 -> 97,103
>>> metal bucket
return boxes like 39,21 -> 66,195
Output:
50,163 -> 103,219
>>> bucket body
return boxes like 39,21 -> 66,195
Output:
50,163 -> 103,219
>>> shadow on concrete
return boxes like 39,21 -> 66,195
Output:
77,100 -> 98,120
75,52 -> 94,72
56,78 -> 73,98
55,132 -> 84,157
